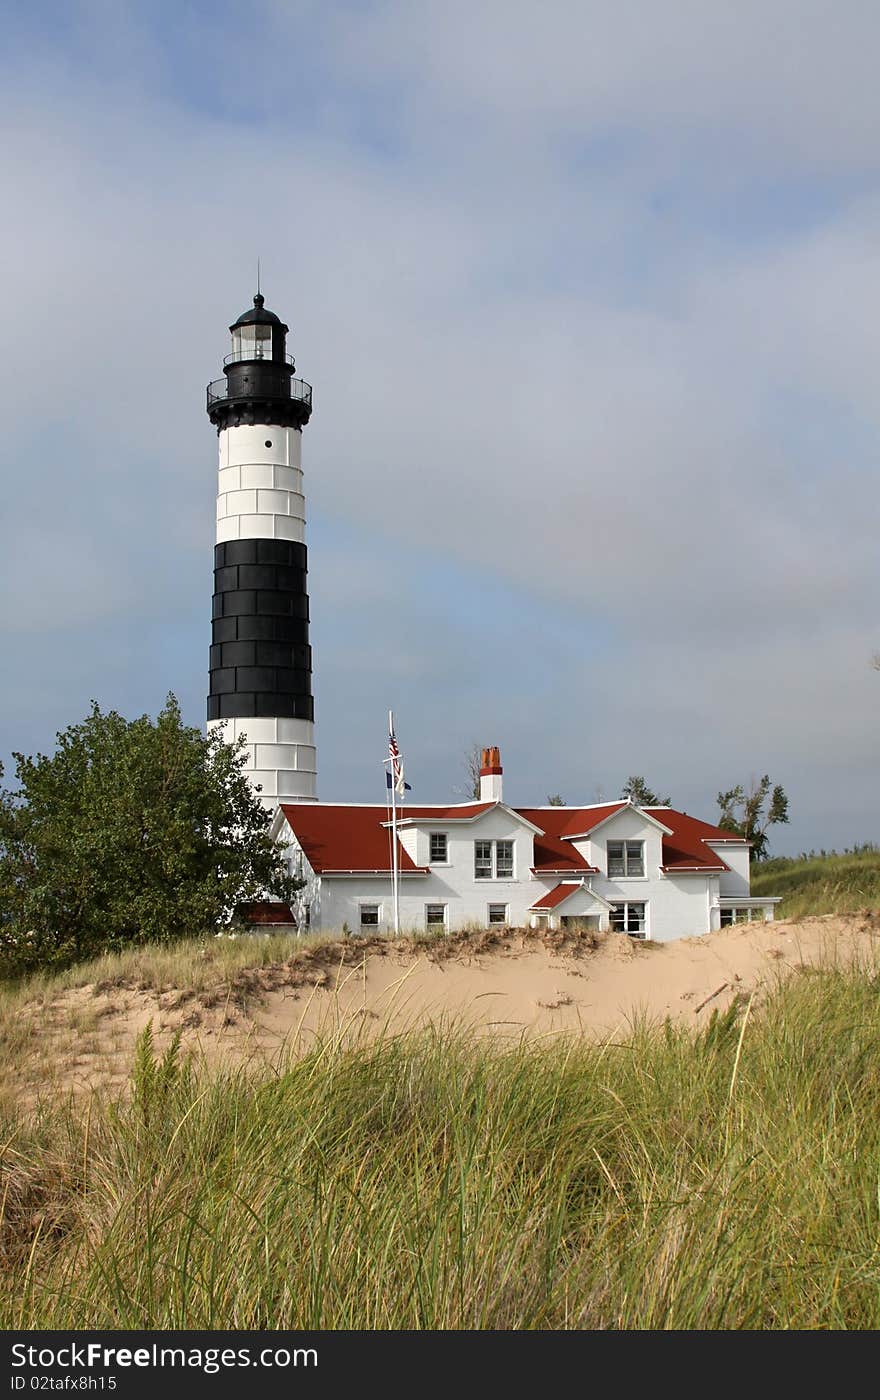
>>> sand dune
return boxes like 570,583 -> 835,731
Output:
251,912 -> 880,1051
11,912 -> 880,1101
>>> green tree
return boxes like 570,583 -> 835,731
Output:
716,775 -> 789,862
546,794 -> 566,806
621,775 -> 671,806
0,695 -> 298,972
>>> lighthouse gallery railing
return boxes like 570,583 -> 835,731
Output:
206,377 -> 313,410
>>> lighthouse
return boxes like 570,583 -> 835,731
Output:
206,293 -> 316,808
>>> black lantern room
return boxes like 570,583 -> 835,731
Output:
206,293 -> 313,432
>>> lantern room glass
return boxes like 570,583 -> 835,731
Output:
231,322 -> 272,362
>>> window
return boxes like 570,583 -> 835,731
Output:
496,840 -> 514,879
720,906 -> 758,927
425,903 -> 447,929
429,832 -> 448,863
360,904 -> 380,929
610,902 -> 646,937
230,321 -> 272,362
607,840 -> 645,877
487,903 -> 508,925
474,839 -> 514,880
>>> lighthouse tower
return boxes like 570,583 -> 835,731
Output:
206,293 -> 316,808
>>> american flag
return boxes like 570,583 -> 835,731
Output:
389,721 -> 406,797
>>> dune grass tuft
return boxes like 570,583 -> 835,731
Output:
3,961 -> 880,1329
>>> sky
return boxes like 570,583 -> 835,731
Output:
2,0 -> 879,857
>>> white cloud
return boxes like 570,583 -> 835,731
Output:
329,0 -> 880,174
1,2 -> 878,852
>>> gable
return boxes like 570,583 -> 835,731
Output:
517,804 -> 743,874
567,805 -> 674,840
391,802 -> 543,836
530,881 -> 614,913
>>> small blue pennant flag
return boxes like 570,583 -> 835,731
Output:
386,771 -> 411,792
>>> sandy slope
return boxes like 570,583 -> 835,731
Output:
251,913 -> 879,1052
10,913 -> 880,1099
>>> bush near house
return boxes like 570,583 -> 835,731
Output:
0,696 -> 297,976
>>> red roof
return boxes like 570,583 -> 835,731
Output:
524,803 -> 630,839
646,808 -> 747,871
278,803 -> 495,874
278,804 -> 427,874
519,805 -> 623,871
523,804 -> 744,873
394,803 -> 494,824
278,801 -> 748,877
530,882 -> 584,911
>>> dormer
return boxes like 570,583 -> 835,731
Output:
568,804 -> 673,877
388,803 -> 542,876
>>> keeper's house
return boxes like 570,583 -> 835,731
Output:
270,749 -> 780,940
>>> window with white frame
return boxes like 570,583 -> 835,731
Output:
425,903 -> 447,929
720,906 -> 759,926
610,901 -> 646,937
487,903 -> 508,925
429,832 -> 448,863
607,840 -> 645,877
359,903 -> 380,929
474,839 -> 514,879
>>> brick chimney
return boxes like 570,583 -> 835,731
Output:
479,745 -> 503,803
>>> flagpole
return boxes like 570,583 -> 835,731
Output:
389,709 -> 400,937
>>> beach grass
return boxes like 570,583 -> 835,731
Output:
753,846 -> 880,919
3,960 -> 880,1329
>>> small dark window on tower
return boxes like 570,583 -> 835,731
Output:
265,440 -> 272,448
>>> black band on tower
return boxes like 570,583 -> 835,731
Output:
208,539 -> 314,723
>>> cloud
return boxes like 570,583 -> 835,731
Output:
1,1 -> 878,854
328,0 -> 880,175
